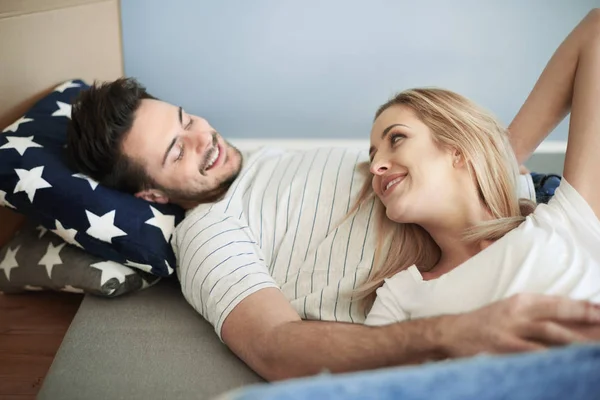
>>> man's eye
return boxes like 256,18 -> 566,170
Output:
186,117 -> 194,130
175,143 -> 184,162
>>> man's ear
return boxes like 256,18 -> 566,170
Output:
135,189 -> 170,204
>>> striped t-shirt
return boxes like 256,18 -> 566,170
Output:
171,146 -> 378,338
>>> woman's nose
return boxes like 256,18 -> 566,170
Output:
370,159 -> 389,176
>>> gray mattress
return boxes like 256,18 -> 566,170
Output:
38,279 -> 263,400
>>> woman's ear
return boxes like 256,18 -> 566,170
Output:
451,149 -> 465,168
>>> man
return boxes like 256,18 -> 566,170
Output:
67,78 -> 600,381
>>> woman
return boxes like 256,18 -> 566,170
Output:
359,9 -> 600,326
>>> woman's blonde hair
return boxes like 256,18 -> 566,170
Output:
353,88 -> 536,303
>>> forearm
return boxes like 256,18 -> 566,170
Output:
224,289 -> 600,382
253,318 -> 447,381
509,10 -> 599,164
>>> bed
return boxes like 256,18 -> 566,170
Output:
0,2 -> 570,400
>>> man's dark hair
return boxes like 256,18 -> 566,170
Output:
66,77 -> 156,194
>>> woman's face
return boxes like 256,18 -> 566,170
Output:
369,105 -> 462,224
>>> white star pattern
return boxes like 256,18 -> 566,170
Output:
72,173 -> 99,190
141,278 -> 160,290
2,117 -> 33,133
90,261 -> 135,294
62,285 -> 84,294
125,260 -> 153,273
51,101 -> 72,118
0,136 -> 43,155
145,206 -> 176,242
36,225 -> 48,238
38,242 -> 66,278
85,210 -> 127,243
54,81 -> 81,93
51,220 -> 83,248
0,246 -> 20,280
0,190 -> 16,209
165,260 -> 174,275
14,166 -> 52,202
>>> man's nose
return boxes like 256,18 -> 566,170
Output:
191,128 -> 214,155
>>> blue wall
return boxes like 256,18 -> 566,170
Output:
121,1 -> 596,140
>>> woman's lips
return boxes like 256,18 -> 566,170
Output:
382,173 -> 407,197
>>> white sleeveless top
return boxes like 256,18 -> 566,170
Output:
365,179 -> 600,325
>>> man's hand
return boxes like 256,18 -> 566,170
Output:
438,293 -> 600,357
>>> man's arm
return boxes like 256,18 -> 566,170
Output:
509,9 -> 599,164
222,288 -> 600,381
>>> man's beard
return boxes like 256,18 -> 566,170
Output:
164,174 -> 237,204
158,143 -> 242,205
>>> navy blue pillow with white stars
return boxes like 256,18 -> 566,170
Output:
0,80 -> 185,277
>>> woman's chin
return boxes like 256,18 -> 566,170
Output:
385,206 -> 408,224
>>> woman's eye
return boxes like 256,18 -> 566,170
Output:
390,133 -> 406,145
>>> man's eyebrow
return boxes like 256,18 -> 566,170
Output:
369,123 -> 410,160
161,107 -> 183,166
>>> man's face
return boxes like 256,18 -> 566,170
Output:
122,99 -> 242,208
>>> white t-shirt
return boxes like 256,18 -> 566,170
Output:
365,179 -> 600,326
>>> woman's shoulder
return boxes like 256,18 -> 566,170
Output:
531,179 -> 600,235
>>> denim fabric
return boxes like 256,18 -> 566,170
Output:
531,172 -> 562,204
220,344 -> 600,400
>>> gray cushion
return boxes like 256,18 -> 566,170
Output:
0,220 -> 160,296
38,279 -> 263,400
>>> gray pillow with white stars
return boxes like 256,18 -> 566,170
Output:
0,220 -> 161,296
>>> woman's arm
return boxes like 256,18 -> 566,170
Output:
508,10 -> 600,165
562,10 -> 600,217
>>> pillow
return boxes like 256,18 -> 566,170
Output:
0,220 -> 160,296
0,80 -> 185,276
